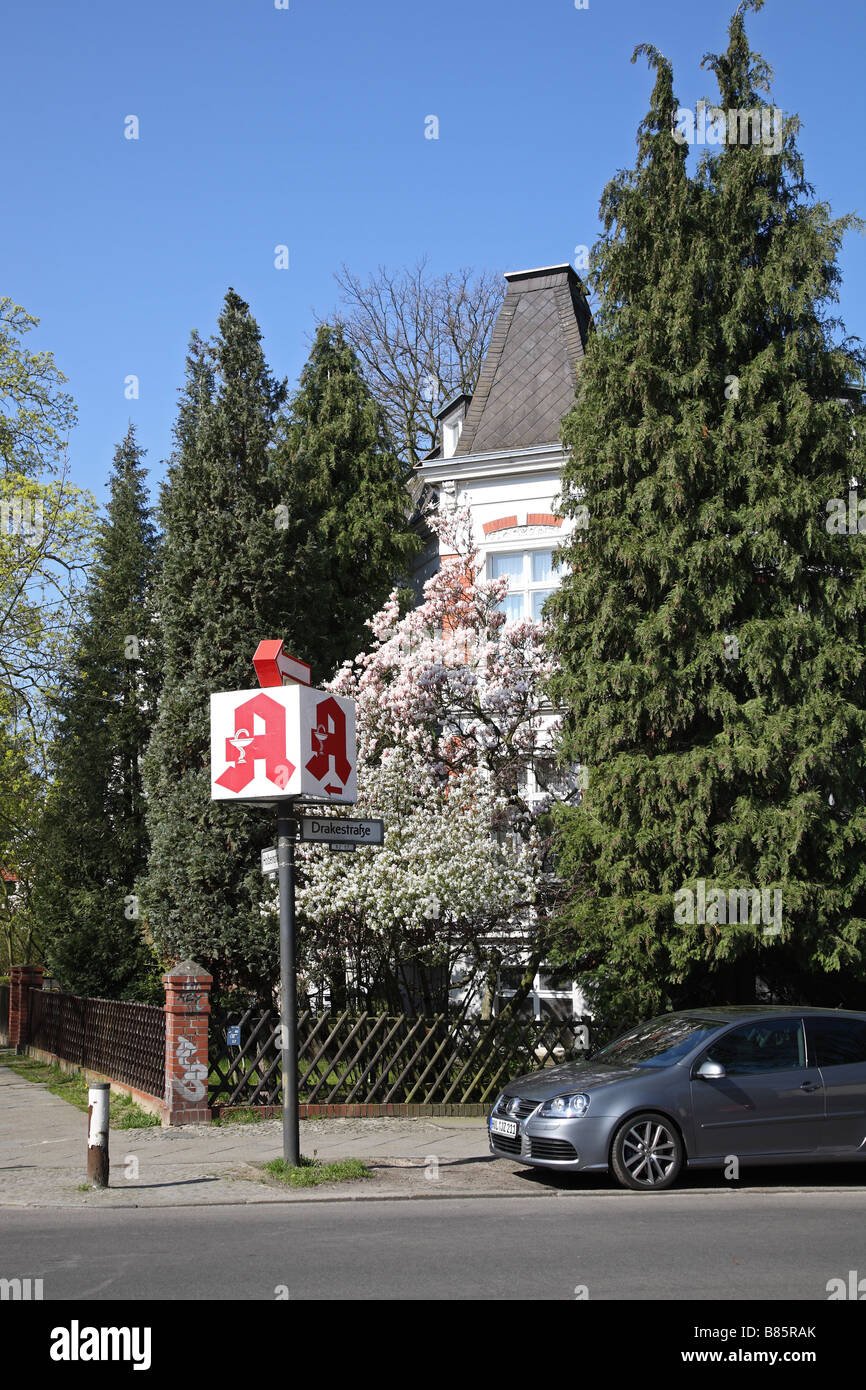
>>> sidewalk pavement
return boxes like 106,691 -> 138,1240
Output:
0,1056 -> 562,1207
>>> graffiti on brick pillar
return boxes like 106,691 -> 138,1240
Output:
173,1034 -> 207,1102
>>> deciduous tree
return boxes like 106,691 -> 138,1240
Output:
296,510 -> 570,1012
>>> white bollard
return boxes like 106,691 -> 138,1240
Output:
87,1082 -> 110,1188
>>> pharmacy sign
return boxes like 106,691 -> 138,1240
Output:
210,682 -> 357,804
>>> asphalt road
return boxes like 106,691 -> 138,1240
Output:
3,1190 -> 865,1301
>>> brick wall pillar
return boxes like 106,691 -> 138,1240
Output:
8,964 -> 44,1052
162,960 -> 213,1126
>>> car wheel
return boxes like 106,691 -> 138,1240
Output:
610,1112 -> 683,1192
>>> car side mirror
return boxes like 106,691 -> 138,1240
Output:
696,1059 -> 726,1080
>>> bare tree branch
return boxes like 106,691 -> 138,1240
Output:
333,260 -> 504,465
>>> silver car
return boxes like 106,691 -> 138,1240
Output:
488,1006 -> 866,1191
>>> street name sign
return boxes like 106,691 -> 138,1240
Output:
300,816 -> 384,846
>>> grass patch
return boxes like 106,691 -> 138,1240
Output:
211,1107 -> 269,1126
0,1052 -> 160,1128
263,1155 -> 371,1188
111,1097 -> 160,1129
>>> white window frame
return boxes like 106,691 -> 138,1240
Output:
442,417 -> 463,459
487,546 -> 559,622
495,968 -> 585,1022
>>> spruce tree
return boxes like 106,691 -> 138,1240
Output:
272,323 -> 418,677
34,425 -> 162,999
141,297 -> 287,999
142,306 -> 419,999
548,3 -> 866,1021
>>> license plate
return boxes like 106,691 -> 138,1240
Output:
490,1116 -> 518,1139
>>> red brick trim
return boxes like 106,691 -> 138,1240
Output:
526,512 -> 563,528
212,1102 -> 491,1119
482,516 -> 518,536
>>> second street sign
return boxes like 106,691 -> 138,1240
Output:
301,816 -> 384,847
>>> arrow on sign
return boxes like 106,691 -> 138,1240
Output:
253,641 -> 312,689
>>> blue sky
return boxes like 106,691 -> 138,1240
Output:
2,0 -> 864,509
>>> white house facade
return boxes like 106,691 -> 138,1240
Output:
414,263 -> 592,1021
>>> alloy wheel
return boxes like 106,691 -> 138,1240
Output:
619,1119 -> 679,1187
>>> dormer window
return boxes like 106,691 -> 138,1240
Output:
435,392 -> 472,461
443,417 -> 462,458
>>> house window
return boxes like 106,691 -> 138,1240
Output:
495,964 -> 584,1022
443,417 -> 463,459
489,549 -> 557,621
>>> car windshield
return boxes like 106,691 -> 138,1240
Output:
593,1015 -> 722,1069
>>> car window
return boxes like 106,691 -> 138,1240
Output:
805,1017 -> 866,1067
593,1015 -> 722,1068
703,1019 -> 805,1075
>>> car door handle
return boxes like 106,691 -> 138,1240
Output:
800,1082 -> 820,1092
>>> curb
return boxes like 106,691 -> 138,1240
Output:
3,1182 -> 866,1210
0,1189 -> 549,1209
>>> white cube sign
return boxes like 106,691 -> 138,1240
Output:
210,685 -> 357,804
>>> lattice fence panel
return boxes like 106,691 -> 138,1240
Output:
209,1009 -> 590,1107
28,989 -> 165,1099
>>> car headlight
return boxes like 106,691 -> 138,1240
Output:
539,1092 -> 590,1118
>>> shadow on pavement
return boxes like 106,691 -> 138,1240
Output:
428,1154 -> 500,1168
107,1177 -> 223,1191
508,1160 -> 866,1194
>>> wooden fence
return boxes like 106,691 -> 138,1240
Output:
27,988 -> 165,1099
209,1007 -> 590,1109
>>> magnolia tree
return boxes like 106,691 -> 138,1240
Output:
295,510 -> 573,1014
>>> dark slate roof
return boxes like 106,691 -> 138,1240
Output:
435,391 -> 472,421
455,265 -> 591,457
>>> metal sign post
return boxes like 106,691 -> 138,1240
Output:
211,639 -> 367,1169
277,812 -> 300,1167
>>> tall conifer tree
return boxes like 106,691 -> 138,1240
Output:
272,323 -> 418,677
141,303 -> 415,996
548,3 -> 866,1019
141,297 -> 286,998
35,425 -> 161,999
